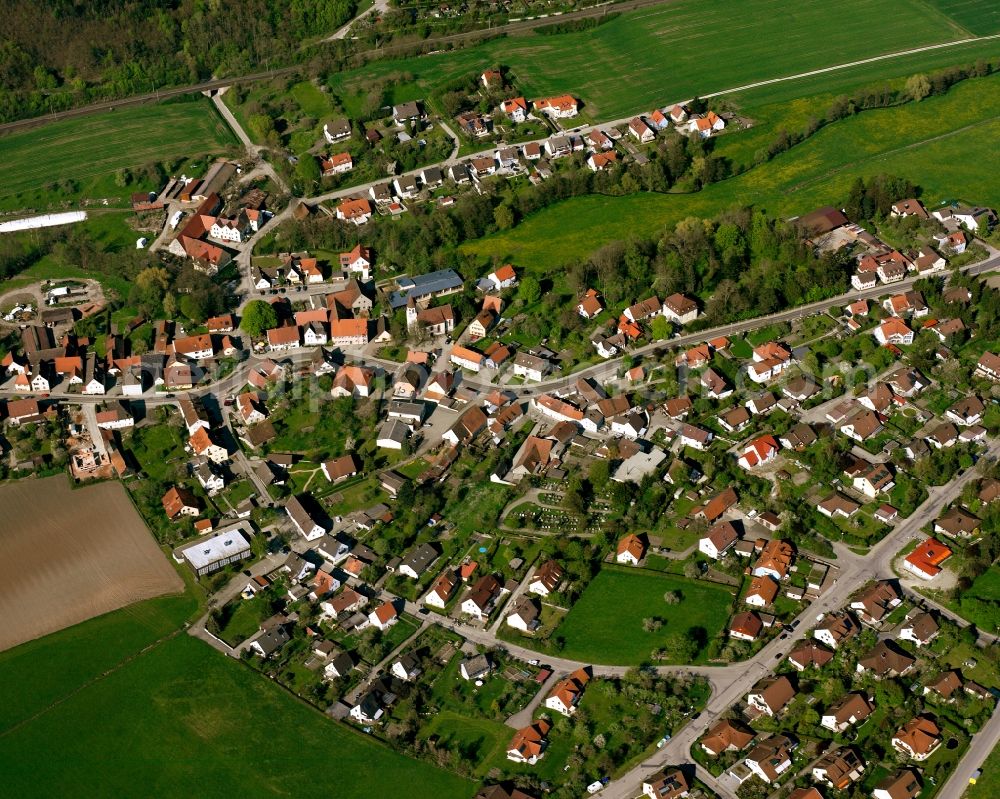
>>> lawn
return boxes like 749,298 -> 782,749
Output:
0,632 -> 473,798
128,419 -> 188,481
0,98 -> 237,212
552,567 -> 736,665
213,594 -> 272,647
967,742 -> 1000,799
329,0 -> 969,122
462,72 -> 1000,269
419,711 -> 511,774
290,80 -> 335,119
940,565 -> 1000,634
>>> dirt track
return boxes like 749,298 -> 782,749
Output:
0,476 -> 183,652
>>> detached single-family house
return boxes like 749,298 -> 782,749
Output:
616,533 -> 645,565
642,770 -> 689,799
814,611 -> 860,649
821,693 -> 875,733
545,667 -> 591,716
746,676 -> 795,717
892,717 -> 942,761
528,560 -> 564,596
873,771 -> 922,799
744,734 -> 795,783
507,719 -> 550,765
699,521 -> 739,560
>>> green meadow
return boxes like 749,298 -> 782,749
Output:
552,567 -> 735,666
0,98 -> 237,212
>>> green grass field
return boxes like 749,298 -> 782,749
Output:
0,596 -> 472,798
940,565 -> 1000,633
927,0 -> 1000,34
462,72 -> 1000,269
967,742 -> 1000,798
0,594 -> 196,732
553,568 -> 735,665
329,0 -> 978,120
0,98 -> 237,212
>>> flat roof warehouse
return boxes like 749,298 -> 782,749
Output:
175,525 -> 252,574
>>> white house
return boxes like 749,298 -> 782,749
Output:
699,521 -> 738,560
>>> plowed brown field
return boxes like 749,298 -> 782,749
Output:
0,476 -> 183,652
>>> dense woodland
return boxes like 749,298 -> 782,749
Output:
0,0 -> 357,122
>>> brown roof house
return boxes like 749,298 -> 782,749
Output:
811,747 -> 866,790
162,486 -> 200,519
856,640 -> 915,679
746,676 -> 795,717
744,734 -> 796,783
787,641 -> 834,672
850,581 -> 902,626
873,770 -> 921,799
820,693 -> 875,733
641,769 -> 688,799
616,533 -> 646,565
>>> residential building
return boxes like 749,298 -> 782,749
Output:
545,667 -> 590,716
872,770 -> 921,799
856,640 -> 915,678
746,676 -> 795,717
616,533 -> 645,565
903,538 -> 952,580
745,734 -> 796,783
753,539 -> 794,580
699,521 -> 739,560
821,693 -> 875,733
642,769 -> 688,799
528,561 -> 564,596
162,486 -> 200,519
850,581 -> 902,626
507,719 -> 550,765
898,610 -> 939,647
812,747 -> 866,790
892,717 -> 941,761
286,495 -> 325,540
729,611 -> 763,641
700,719 -> 755,756
787,641 -> 834,672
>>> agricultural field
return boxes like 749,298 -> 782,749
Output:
0,475 -> 183,653
328,0 -> 973,121
0,593 -> 196,732
551,567 -> 736,665
462,72 -> 1000,269
0,98 -> 237,213
0,631 -> 474,798
926,0 -> 1000,34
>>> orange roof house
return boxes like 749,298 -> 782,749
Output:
507,719 -> 551,763
753,538 -> 794,580
578,289 -> 604,318
904,538 -> 952,580
616,533 -> 646,564
545,667 -> 590,715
